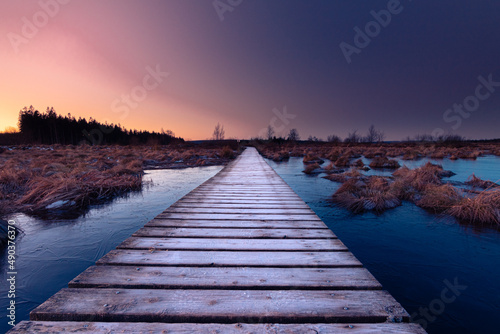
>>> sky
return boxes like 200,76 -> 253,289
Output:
1,0 -> 499,140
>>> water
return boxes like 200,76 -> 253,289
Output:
362,155 -> 500,184
266,156 -> 500,334
0,166 -> 222,333
1,157 -> 499,333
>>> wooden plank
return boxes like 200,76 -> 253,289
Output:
9,322 -> 428,334
30,288 -> 410,323
189,191 -> 300,196
180,197 -> 306,203
96,250 -> 360,267
157,213 -> 322,221
117,237 -> 346,251
133,227 -> 335,239
164,208 -> 315,214
196,188 -> 294,193
69,266 -> 382,290
172,203 -> 311,209
145,219 -> 329,229
198,184 -> 293,188
176,199 -> 307,204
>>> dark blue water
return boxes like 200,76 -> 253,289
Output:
1,157 -> 499,333
0,166 -> 222,333
266,157 -> 500,334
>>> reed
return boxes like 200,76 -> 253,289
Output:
323,168 -> 360,183
334,155 -> 351,167
303,163 -> 321,174
332,176 -> 400,212
369,156 -> 400,169
303,153 -> 324,164
416,184 -> 463,212
465,174 -> 499,189
0,145 -> 238,217
446,191 -> 500,225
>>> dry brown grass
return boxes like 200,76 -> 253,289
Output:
303,163 -> 321,174
416,184 -> 463,212
323,168 -> 360,183
324,162 -> 335,171
0,145 -> 238,217
270,150 -> 290,162
353,159 -> 365,168
446,191 -> 500,225
254,141 -> 500,226
465,174 -> 499,189
303,153 -> 324,164
332,176 -> 401,213
392,162 -> 453,193
369,157 -> 401,169
334,155 -> 351,167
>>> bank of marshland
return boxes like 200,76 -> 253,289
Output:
0,144 -> 238,218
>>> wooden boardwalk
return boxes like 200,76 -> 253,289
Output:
10,147 -> 426,333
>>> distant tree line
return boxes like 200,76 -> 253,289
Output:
16,106 -> 183,145
259,124 -> 468,144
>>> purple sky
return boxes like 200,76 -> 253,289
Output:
1,0 -> 499,140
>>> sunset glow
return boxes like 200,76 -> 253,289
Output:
1,0 -> 500,140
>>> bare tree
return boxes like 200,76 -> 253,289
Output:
212,122 -> 225,140
344,130 -> 360,143
364,125 -> 385,143
307,135 -> 320,142
266,125 -> 275,140
375,130 -> 385,142
287,128 -> 300,141
365,125 -> 377,143
327,134 -> 341,143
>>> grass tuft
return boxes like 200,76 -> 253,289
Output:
332,176 -> 401,213
446,191 -> 500,225
465,174 -> 499,189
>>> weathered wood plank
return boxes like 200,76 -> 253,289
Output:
175,199 -> 307,205
133,227 -> 335,239
30,288 -> 410,323
145,219 -> 329,229
164,208 -> 315,215
157,213 -> 322,221
174,200 -> 311,206
11,322 -> 427,334
96,250 -> 360,267
188,191 -> 300,196
180,196 -> 307,202
69,266 -> 382,290
117,237 -> 346,251
198,185 -> 293,189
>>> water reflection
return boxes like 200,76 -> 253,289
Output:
267,156 -> 500,334
0,166 -> 221,333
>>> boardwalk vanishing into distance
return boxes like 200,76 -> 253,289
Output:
9,147 -> 426,333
